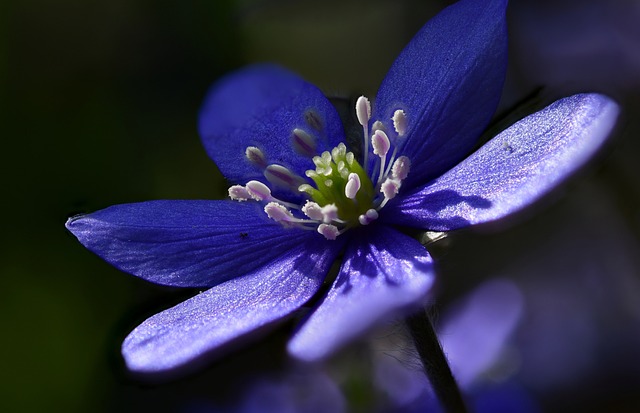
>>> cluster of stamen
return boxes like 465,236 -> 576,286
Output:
228,97 -> 411,240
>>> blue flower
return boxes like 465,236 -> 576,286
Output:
66,0 -> 618,375
374,279 -> 538,413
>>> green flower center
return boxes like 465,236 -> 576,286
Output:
299,143 -> 375,225
227,96 -> 411,240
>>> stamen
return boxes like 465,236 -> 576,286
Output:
372,130 -> 390,157
356,96 -> 371,173
264,202 -> 295,223
391,156 -> 411,180
245,146 -> 267,168
345,173 -> 361,199
318,223 -> 340,240
302,201 -> 324,221
355,96 -> 371,127
321,204 -> 339,223
245,180 -> 300,209
245,180 -> 271,201
358,208 -> 379,225
380,178 -> 401,201
292,128 -> 317,157
372,129 -> 390,184
251,128 -> 410,239
228,185 -> 251,201
264,164 -> 305,191
371,120 -> 385,133
392,109 -> 408,136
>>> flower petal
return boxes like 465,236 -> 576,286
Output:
198,64 -> 345,197
66,200 -> 329,287
372,0 -> 508,189
122,239 -> 343,375
382,93 -> 620,230
287,225 -> 435,362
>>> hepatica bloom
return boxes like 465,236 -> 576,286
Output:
66,0 -> 618,375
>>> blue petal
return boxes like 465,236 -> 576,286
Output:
122,239 -> 343,374
382,94 -> 619,230
66,200 -> 330,287
287,225 -> 435,362
372,0 -> 508,189
198,64 -> 345,198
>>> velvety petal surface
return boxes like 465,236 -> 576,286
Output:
122,238 -> 343,374
287,225 -> 435,362
66,200 -> 329,287
198,64 -> 345,199
372,0 -> 508,189
382,93 -> 619,230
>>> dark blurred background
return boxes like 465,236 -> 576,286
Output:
2,0 -> 640,411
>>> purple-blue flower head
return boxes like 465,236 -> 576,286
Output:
65,0 -> 619,375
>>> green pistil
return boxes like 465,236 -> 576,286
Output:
301,143 -> 375,224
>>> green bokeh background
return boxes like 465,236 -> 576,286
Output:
3,0 -> 640,411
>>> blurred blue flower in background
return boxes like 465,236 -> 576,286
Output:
66,0 -> 618,376
374,279 -> 538,413
207,279 -> 535,413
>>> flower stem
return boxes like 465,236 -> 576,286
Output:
406,309 -> 468,413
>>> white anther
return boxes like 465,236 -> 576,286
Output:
245,146 -> 267,168
391,156 -> 411,180
392,109 -> 408,136
381,178 -> 401,200
371,120 -> 385,133
302,201 -> 324,221
345,173 -> 361,199
321,204 -> 339,223
372,130 -> 390,158
264,164 -> 305,190
324,179 -> 333,187
228,185 -> 251,201
264,202 -> 294,223
292,128 -> 317,157
355,96 -> 371,127
318,223 -> 340,240
245,180 -> 271,201
358,208 -> 379,225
